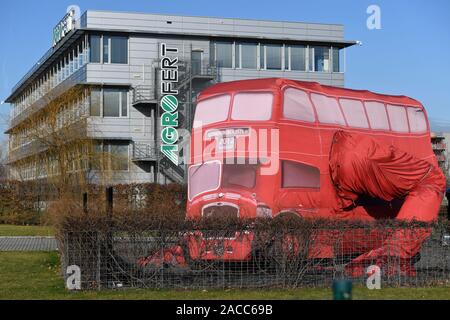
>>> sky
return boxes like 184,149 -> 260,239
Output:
1,0 -> 450,143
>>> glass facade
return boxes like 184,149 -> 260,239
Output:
10,34 -> 130,123
210,41 -> 341,73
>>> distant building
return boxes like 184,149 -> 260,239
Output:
3,10 -> 357,185
431,132 -> 447,174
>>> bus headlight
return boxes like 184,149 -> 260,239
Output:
256,204 -> 272,218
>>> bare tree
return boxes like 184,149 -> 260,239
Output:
0,140 -> 7,180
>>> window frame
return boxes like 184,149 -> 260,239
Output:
262,43 -> 283,70
407,106 -> 428,134
309,46 -> 331,73
230,91 -> 274,121
281,86 -> 316,123
213,41 -> 234,69
235,42 -> 258,69
187,160 -> 222,201
89,34 -> 129,64
310,92 -> 347,126
100,140 -> 130,172
386,104 -> 410,133
339,98 -> 370,129
90,87 -> 129,118
286,45 -> 307,71
221,163 -> 258,190
363,100 -> 391,131
102,88 -> 129,118
280,160 -> 321,190
193,93 -> 232,128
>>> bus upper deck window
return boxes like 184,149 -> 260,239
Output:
387,104 -> 409,133
193,95 -> 231,128
407,107 -> 427,133
340,98 -> 369,128
283,88 -> 315,122
365,101 -> 389,130
231,92 -> 273,121
311,93 -> 346,126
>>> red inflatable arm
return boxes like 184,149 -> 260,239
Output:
329,131 -> 446,276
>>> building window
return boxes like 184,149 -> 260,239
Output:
215,42 -> 233,68
236,43 -> 257,69
103,141 -> 129,171
89,35 -> 101,63
264,44 -> 282,70
89,88 -> 128,117
111,37 -> 128,64
103,36 -> 110,63
310,46 -> 330,72
90,88 -> 101,116
103,88 -> 128,117
332,47 -> 341,72
289,45 -> 307,71
90,35 -> 128,64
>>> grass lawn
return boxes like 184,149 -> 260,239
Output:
0,224 -> 54,237
0,251 -> 450,300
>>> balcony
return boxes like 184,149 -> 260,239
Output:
177,60 -> 218,89
132,85 -> 157,106
132,142 -> 157,161
432,143 -> 446,150
435,154 -> 446,162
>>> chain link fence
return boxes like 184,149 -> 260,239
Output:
57,217 -> 450,290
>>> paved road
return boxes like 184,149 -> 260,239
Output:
0,236 -> 58,251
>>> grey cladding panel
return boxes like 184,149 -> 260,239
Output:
85,11 -> 345,42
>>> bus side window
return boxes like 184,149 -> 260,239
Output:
364,101 -> 390,130
311,93 -> 346,126
281,160 -> 320,188
283,88 -> 315,122
340,99 -> 369,128
407,107 -> 427,133
387,104 -> 409,133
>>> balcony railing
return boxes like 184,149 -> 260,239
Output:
132,85 -> 157,106
432,143 -> 446,150
132,142 -> 157,161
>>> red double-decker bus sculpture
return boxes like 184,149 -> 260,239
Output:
141,78 -> 445,276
